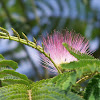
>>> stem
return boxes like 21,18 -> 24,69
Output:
27,90 -> 32,100
0,35 -> 62,74
76,71 -> 99,84
47,55 -> 62,74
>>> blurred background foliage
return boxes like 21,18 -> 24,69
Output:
0,0 -> 100,81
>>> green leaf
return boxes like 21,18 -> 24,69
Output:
66,92 -> 85,100
88,93 -> 95,100
0,72 -> 86,100
59,72 -> 77,90
51,72 -> 78,90
2,79 -> 30,86
98,67 -> 100,73
62,76 -> 71,90
0,60 -> 18,70
51,72 -> 72,90
0,84 -> 29,100
62,43 -> 94,60
0,69 -> 32,86
0,54 -> 4,61
76,68 -> 83,78
0,70 -> 28,80
84,74 -> 100,100
61,59 -> 100,71
61,59 -> 100,80
90,64 -> 96,72
31,79 -> 70,100
70,72 -> 77,84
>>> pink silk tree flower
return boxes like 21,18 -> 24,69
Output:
40,31 -> 92,74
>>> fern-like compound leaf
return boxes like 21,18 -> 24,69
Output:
62,43 -> 94,60
0,84 -> 29,100
0,69 -> 32,86
50,72 -> 72,90
61,43 -> 100,85
2,79 -> 30,86
0,69 -> 85,100
66,91 -> 85,100
61,59 -> 100,70
31,80 -> 70,100
0,70 -> 28,80
61,59 -> 100,83
84,74 -> 100,100
31,75 -> 84,100
0,55 -> 31,87
0,60 -> 18,70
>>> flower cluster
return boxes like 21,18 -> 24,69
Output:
41,30 -> 91,74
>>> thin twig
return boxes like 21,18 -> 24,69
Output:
76,71 -> 99,84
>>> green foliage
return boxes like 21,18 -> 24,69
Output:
0,79 -> 84,100
0,27 -> 62,74
0,70 -> 28,80
0,72 -> 84,100
84,74 -> 100,100
30,75 -> 84,100
61,59 -> 100,71
0,69 -> 31,86
0,0 -> 99,71
51,72 -> 77,90
31,80 -> 69,100
66,92 -> 84,100
0,0 -> 100,99
61,43 -> 100,80
0,54 -> 32,87
0,54 -> 85,100
51,72 -> 72,90
0,60 -> 18,70
0,84 -> 29,100
0,28 -> 100,100
0,53 -> 18,70
60,43 -> 100,100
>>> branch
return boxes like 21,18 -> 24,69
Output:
0,1 -> 43,79
0,28 -> 62,74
